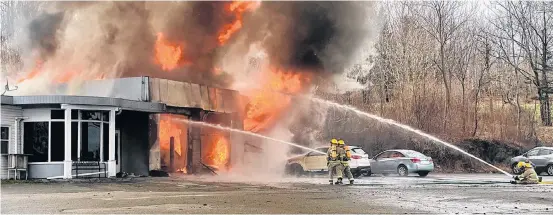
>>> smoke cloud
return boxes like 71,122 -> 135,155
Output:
3,1 -> 379,178
243,1 -> 375,76
5,1 -> 376,90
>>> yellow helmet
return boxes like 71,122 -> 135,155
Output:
330,138 -> 338,144
338,139 -> 345,145
516,161 -> 532,169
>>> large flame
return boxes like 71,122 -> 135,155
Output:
243,67 -> 312,133
203,134 -> 230,170
217,1 -> 260,45
158,114 -> 186,157
154,32 -> 188,71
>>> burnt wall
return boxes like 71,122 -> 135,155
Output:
188,109 -> 202,173
117,110 -> 149,176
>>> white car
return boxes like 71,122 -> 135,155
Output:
286,146 -> 371,178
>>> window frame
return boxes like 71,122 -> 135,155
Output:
73,110 -> 107,162
526,149 -> 539,157
538,149 -> 552,156
23,121 -> 50,162
1,126 -> 10,155
23,109 -> 111,163
375,151 -> 391,160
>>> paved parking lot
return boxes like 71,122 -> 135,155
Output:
2,174 -> 552,214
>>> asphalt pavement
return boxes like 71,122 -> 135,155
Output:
1,173 -> 552,214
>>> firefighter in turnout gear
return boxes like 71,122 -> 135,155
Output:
327,138 -> 344,184
511,161 -> 540,184
338,139 -> 354,185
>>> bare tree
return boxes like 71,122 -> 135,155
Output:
490,1 -> 553,126
410,1 -> 472,132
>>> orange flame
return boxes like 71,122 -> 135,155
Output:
16,60 -> 97,84
54,70 -> 78,83
243,67 -> 312,133
158,114 -> 186,157
204,134 -> 230,170
217,1 -> 260,45
154,32 -> 187,71
16,59 -> 43,84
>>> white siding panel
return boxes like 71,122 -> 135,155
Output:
1,105 -> 23,179
23,108 -> 50,121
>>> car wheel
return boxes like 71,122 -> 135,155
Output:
511,163 -> 522,174
397,165 -> 408,177
547,164 -> 553,176
289,164 -> 304,177
418,171 -> 429,177
363,170 -> 372,177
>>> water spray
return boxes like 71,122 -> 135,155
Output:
180,119 -> 326,155
310,97 -> 513,178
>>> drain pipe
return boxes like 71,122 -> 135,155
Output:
14,117 -> 28,154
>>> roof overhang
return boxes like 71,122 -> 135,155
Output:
1,95 -> 166,113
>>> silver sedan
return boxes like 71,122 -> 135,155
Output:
369,149 -> 434,177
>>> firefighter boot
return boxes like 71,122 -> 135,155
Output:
335,178 -> 343,185
329,180 -> 333,185
349,179 -> 354,185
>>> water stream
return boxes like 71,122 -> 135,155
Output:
180,119 -> 326,155
310,97 -> 513,178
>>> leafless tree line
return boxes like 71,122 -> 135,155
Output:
323,1 -> 552,146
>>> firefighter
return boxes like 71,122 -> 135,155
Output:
327,138 -> 343,185
338,139 -> 354,185
511,161 -> 540,184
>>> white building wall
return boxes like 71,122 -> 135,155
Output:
1,105 -> 23,179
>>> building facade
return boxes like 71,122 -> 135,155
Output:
0,77 -> 244,179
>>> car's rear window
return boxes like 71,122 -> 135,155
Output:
351,148 -> 366,154
402,150 -> 427,158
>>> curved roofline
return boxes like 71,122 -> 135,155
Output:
1,95 -> 166,113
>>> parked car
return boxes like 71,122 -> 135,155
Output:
510,147 -> 553,175
286,146 -> 371,178
369,149 -> 434,177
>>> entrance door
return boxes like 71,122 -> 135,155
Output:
116,130 -> 121,173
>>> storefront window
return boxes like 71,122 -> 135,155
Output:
50,122 -> 65,161
24,122 -> 49,162
24,109 -> 114,163
102,123 -> 110,161
81,111 -> 101,121
81,122 -> 101,161
71,122 -> 78,161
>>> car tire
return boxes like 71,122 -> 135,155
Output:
363,170 -> 372,177
547,164 -> 553,176
397,165 -> 408,177
289,164 -> 304,177
418,171 -> 429,177
511,163 -> 522,175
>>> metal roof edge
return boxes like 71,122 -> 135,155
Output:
1,96 -> 14,105
7,95 -> 166,113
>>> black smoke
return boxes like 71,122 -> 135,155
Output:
247,1 -> 372,75
14,1 -> 373,88
28,12 -> 64,59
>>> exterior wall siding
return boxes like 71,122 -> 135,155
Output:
1,105 -> 23,179
29,163 -> 64,178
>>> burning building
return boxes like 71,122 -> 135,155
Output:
0,1 -> 376,179
1,77 -> 244,179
